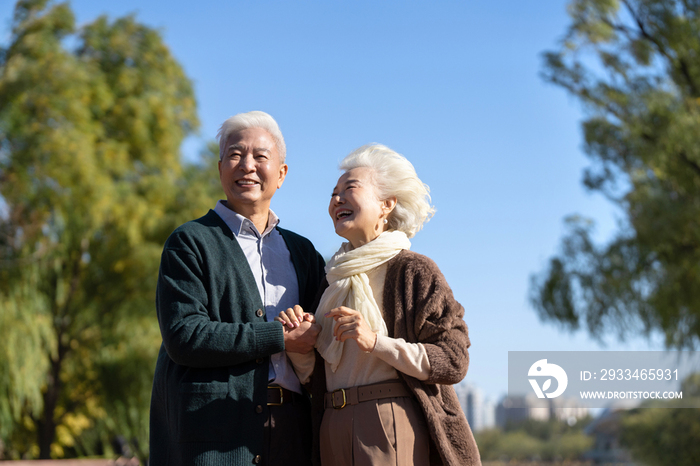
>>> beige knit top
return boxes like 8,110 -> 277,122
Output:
288,262 -> 430,391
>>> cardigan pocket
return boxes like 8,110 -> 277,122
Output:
177,381 -> 232,443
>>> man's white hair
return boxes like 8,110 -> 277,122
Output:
339,144 -> 435,238
216,111 -> 287,162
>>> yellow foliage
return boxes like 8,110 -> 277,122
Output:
0,0 -> 213,458
51,442 -> 64,458
65,413 -> 93,432
56,425 -> 75,448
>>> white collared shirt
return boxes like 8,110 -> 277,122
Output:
214,200 -> 302,393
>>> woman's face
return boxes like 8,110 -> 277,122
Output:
329,167 -> 389,249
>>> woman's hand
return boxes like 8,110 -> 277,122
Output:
276,304 -> 315,328
325,306 -> 377,353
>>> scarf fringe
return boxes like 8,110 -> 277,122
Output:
315,230 -> 411,372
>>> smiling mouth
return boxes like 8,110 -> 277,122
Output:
336,210 -> 352,220
236,180 -> 258,187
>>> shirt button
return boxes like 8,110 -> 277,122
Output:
255,405 -> 263,414
256,309 -> 264,317
254,455 -> 261,464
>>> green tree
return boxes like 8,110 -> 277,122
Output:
0,0 -> 219,459
475,417 -> 593,462
619,374 -> 700,465
621,407 -> 700,465
530,0 -> 700,347
496,431 -> 544,461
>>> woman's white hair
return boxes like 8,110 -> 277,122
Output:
216,111 -> 287,162
340,143 -> 435,238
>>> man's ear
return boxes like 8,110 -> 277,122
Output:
277,164 -> 289,189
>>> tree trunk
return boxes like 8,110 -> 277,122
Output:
37,348 -> 64,459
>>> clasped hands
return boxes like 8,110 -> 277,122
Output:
277,305 -> 377,353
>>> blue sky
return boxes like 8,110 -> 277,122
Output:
0,0 -> 666,400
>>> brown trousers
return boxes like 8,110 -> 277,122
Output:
320,396 -> 429,466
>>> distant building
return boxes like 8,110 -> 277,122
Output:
582,405 -> 636,464
495,393 -> 590,428
481,396 -> 496,430
453,382 -> 496,432
496,393 -> 549,427
550,396 -> 590,423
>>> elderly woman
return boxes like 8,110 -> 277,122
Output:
278,144 -> 480,466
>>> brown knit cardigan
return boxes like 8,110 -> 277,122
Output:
307,249 -> 481,466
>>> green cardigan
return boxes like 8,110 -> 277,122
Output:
149,210 -> 325,466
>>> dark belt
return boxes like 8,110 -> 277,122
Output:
324,380 -> 411,410
267,385 -> 304,406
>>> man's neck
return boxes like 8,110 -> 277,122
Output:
247,211 -> 270,234
223,201 -> 270,234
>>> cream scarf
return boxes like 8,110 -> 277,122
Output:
315,230 -> 411,372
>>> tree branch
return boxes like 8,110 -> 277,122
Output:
640,130 -> 700,180
679,151 -> 700,179
622,0 -> 700,96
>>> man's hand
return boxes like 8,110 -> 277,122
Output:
283,319 -> 320,354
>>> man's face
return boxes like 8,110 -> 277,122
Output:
218,127 -> 288,215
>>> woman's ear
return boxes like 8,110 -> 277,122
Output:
382,196 -> 397,215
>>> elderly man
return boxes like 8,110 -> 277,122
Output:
149,111 -> 324,466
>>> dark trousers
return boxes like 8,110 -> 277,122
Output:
262,396 -> 312,466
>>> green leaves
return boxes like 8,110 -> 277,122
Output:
475,417 -> 594,462
567,0 -> 620,44
619,377 -> 700,466
0,267 -> 55,438
532,0 -> 700,348
0,0 -> 218,459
